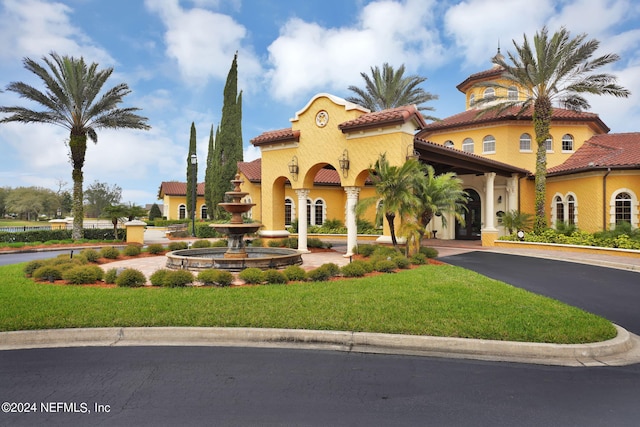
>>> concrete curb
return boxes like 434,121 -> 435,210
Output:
1,325 -> 638,367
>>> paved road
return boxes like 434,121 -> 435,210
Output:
440,251 -> 640,334
1,346 -> 640,427
0,250 -> 74,267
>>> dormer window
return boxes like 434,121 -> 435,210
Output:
483,88 -> 495,100
469,94 -> 476,107
508,86 -> 518,100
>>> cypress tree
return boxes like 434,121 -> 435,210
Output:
209,52 -> 243,219
186,122 -> 197,224
204,124 -> 215,218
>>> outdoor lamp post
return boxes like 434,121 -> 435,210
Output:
190,153 -> 197,237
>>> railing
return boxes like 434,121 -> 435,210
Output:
0,226 -> 53,233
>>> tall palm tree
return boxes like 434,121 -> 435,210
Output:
0,53 -> 150,239
414,164 -> 467,244
358,154 -> 422,247
477,27 -> 629,233
346,63 -> 438,121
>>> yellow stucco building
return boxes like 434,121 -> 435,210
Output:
159,58 -> 640,255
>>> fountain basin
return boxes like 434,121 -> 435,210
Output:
165,247 -> 303,272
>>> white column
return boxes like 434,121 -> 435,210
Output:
344,186 -> 360,257
483,172 -> 497,231
296,189 -> 310,253
506,173 -> 518,213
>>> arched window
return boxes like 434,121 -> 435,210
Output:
201,205 -> 208,220
462,138 -> 474,153
555,196 -> 565,225
519,133 -> 532,151
615,192 -> 632,225
483,88 -> 495,100
562,134 -> 574,152
178,204 -> 186,220
567,195 -> 576,225
284,198 -> 293,226
314,199 -> 325,226
507,86 -> 518,100
306,199 -> 312,225
545,137 -> 553,152
469,94 -> 475,107
483,135 -> 496,153
444,140 -> 454,148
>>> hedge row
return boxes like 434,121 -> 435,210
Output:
0,228 -> 125,243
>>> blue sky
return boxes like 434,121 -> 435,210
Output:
1,0 -> 639,207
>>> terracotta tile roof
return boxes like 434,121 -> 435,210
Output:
548,133 -> 640,176
250,128 -> 300,146
338,105 -> 427,132
456,66 -> 504,92
237,158 -> 262,182
417,105 -> 609,135
159,181 -> 205,197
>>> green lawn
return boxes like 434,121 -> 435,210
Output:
0,263 -> 616,344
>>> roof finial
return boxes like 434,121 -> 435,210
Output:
492,40 -> 504,67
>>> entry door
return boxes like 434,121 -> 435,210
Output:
456,189 -> 482,240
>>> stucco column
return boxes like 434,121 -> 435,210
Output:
482,172 -> 498,246
506,173 -> 518,212
344,186 -> 360,257
296,189 -> 310,253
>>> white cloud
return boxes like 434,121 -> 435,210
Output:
0,0 -> 113,65
145,0 -> 263,88
266,0 -> 445,103
243,144 -> 261,162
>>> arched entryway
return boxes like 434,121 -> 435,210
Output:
456,189 -> 481,240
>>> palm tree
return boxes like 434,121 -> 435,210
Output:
358,154 -> 422,247
0,53 -> 150,239
414,164 -> 467,245
346,63 -> 438,121
477,27 -> 629,233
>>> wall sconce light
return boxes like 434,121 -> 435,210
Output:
339,149 -> 350,177
288,155 -> 299,181
406,143 -> 419,160
497,195 -> 502,204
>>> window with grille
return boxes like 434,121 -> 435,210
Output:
508,86 -> 518,100
545,137 -> 553,152
555,196 -> 564,224
178,204 -> 186,219
444,140 -> 454,148
483,135 -> 496,153
284,198 -> 293,226
615,192 -> 632,225
567,195 -> 576,225
519,133 -> 531,151
462,138 -> 474,153
314,200 -> 325,226
562,134 -> 574,152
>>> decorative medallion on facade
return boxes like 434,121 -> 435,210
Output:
315,110 -> 329,127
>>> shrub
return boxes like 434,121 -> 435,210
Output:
32,265 -> 63,282
249,238 -> 263,247
146,243 -> 165,255
62,265 -> 104,284
372,246 -> 400,258
116,268 -> 147,287
163,270 -> 195,287
307,237 -> 330,249
374,259 -> 397,273
122,245 -> 142,256
351,259 -> 374,273
104,268 -> 118,284
358,244 -> 376,257
239,267 -> 264,284
283,265 -> 307,282
307,267 -> 331,282
192,239 -> 211,248
80,248 -> 100,263
24,260 -> 46,276
211,239 -> 228,247
100,246 -> 120,259
392,255 -> 411,269
262,269 -> 287,284
419,246 -> 439,258
410,253 -> 427,265
197,269 -> 234,287
268,239 -> 283,248
149,269 -> 171,286
168,241 -> 188,251
320,263 -> 340,277
341,262 -> 366,277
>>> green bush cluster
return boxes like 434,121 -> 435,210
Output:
283,265 -> 307,282
0,228 -> 126,245
249,238 -> 263,247
419,246 -> 439,258
26,256 -> 89,283
32,265 -> 64,281
149,269 -> 194,287
146,244 -> 165,254
410,253 -> 427,265
340,262 -> 366,277
191,239 -> 211,248
104,268 -> 119,284
168,241 -> 189,251
307,263 -> 340,282
307,238 -> 332,249
267,238 -> 297,248
116,269 -> 147,287
100,247 -> 120,259
238,267 -> 263,284
373,259 -> 397,273
211,239 -> 228,247
80,248 -> 100,262
262,269 -> 287,284
196,269 -> 234,287
500,226 -> 640,250
122,245 -> 142,256
63,265 -> 104,285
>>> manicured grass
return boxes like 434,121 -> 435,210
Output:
0,263 -> 616,344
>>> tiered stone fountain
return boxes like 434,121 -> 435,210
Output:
165,175 -> 302,272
